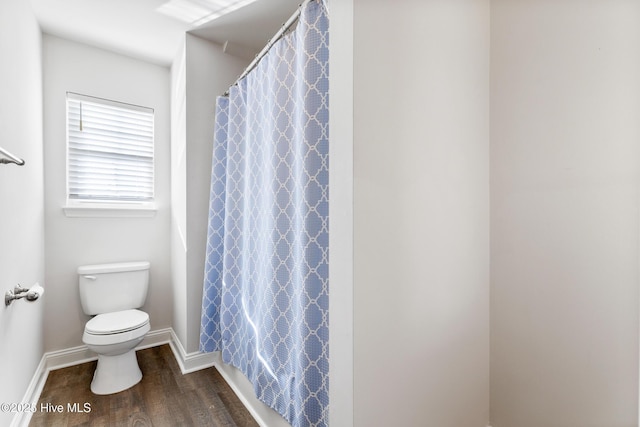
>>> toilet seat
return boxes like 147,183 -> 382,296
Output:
86,309 -> 149,334
83,309 -> 150,346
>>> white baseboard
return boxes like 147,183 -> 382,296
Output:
10,354 -> 48,427
212,357 -> 291,427
41,327 -> 173,373
166,329 -> 216,374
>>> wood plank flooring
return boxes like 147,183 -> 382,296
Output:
29,344 -> 259,427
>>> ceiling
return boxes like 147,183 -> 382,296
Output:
29,0 -> 301,66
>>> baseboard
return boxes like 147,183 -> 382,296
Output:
10,355 -> 48,427
166,329 -> 216,374
135,327 -> 173,351
42,327 -> 172,372
212,357 -> 291,427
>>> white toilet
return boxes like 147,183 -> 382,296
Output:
78,261 -> 151,395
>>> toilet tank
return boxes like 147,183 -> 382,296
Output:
78,261 -> 150,315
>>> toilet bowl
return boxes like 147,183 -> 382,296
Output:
78,262 -> 151,395
82,309 -> 150,394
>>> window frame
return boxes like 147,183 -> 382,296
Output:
64,92 -> 157,218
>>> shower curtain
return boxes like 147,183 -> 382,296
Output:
199,2 -> 329,426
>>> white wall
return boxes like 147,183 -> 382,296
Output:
351,1 -> 490,426
490,1 -> 640,426
171,40 -> 189,350
328,0 -> 354,424
170,34 -> 246,354
0,0 -> 44,425
42,35 -> 173,351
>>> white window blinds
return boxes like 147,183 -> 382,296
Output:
67,93 -> 154,202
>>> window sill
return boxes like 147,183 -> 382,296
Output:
63,204 -> 157,218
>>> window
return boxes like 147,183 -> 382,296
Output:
65,92 -> 155,216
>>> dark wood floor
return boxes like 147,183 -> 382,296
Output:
29,344 -> 259,427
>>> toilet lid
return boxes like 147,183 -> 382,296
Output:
85,309 -> 149,335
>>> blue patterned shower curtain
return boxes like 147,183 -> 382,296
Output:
199,2 -> 328,426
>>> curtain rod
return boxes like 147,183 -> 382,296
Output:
223,0 -> 313,96
0,146 -> 25,166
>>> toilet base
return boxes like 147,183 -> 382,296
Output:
91,349 -> 142,395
